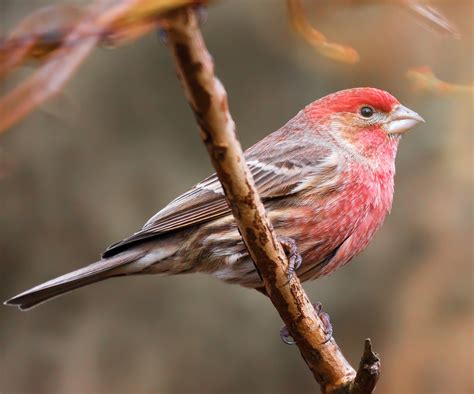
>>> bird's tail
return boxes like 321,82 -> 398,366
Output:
4,250 -> 146,311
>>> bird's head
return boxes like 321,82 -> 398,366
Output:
304,88 -> 424,161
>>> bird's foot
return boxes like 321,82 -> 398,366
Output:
279,302 -> 333,345
313,302 -> 333,344
278,236 -> 302,283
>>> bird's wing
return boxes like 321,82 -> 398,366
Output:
103,131 -> 336,257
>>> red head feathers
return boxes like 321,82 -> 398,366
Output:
304,88 -> 400,119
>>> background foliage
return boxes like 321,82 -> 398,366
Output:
0,0 -> 472,392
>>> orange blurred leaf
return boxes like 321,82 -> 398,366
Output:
286,0 -> 360,64
406,66 -> 474,95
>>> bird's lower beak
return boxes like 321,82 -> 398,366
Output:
384,104 -> 425,135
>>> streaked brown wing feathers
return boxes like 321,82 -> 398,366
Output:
103,132 -> 335,257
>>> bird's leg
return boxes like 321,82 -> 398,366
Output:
280,302 -> 333,345
278,236 -> 302,282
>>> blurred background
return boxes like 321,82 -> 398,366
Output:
0,0 -> 472,393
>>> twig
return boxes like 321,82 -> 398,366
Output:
163,7 -> 379,393
350,339 -> 381,394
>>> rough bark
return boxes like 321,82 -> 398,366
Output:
163,7 -> 379,393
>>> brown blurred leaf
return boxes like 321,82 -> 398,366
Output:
0,5 -> 88,78
0,0 -> 203,134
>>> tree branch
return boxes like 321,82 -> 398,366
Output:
350,339 -> 381,394
163,7 -> 379,393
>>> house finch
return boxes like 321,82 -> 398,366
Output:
5,88 -> 424,310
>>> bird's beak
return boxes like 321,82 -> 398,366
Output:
384,104 -> 425,135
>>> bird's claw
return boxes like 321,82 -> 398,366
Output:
279,302 -> 333,345
313,302 -> 333,344
280,325 -> 296,345
278,236 -> 302,283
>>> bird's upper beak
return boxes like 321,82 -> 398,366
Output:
384,104 -> 425,135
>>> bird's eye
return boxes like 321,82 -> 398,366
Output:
360,106 -> 374,118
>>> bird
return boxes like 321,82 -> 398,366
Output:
4,87 -> 424,310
